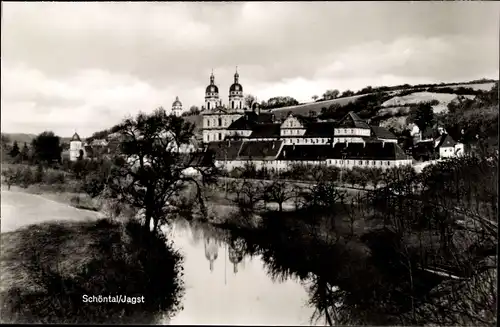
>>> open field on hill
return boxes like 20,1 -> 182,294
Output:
271,94 -> 365,119
381,92 -> 476,108
436,82 -> 496,91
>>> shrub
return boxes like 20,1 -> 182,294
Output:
0,219 -> 185,324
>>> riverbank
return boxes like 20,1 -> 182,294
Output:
0,192 -> 185,324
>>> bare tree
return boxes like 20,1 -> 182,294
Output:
108,108 -> 218,232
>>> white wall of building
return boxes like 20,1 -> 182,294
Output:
439,143 -> 465,158
334,128 -> 371,137
69,141 -> 84,162
215,157 -> 413,172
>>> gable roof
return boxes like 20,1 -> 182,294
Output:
277,145 -> 332,161
435,134 -> 458,148
337,111 -> 370,129
249,124 -> 281,138
370,126 -> 397,140
238,140 -> 283,160
327,142 -> 410,161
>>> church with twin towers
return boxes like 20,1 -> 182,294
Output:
200,68 -> 263,144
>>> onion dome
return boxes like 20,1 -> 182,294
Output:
172,96 -> 182,107
206,71 -> 219,94
229,68 -> 243,93
71,132 -> 81,142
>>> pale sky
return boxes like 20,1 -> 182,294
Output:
1,2 -> 499,137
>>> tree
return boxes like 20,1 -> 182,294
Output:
20,142 -> 30,163
311,95 -> 319,101
31,131 -> 62,165
341,90 -> 355,97
263,180 -> 295,212
108,108 -> 218,232
189,106 -> 200,116
407,103 -> 435,133
1,134 -> 11,149
262,96 -> 299,110
323,89 -> 340,100
244,94 -> 257,108
9,141 -> 20,158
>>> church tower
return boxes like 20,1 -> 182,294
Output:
228,67 -> 244,111
205,70 -> 221,111
171,96 -> 183,117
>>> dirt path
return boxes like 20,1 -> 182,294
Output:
1,189 -> 101,233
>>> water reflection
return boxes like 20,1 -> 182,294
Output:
204,235 -> 219,272
168,218 -> 319,325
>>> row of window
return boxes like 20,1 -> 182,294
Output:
330,159 -> 392,166
206,133 -> 224,142
206,117 -> 237,128
334,128 -> 370,136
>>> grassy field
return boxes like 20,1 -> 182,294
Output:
381,91 -> 475,110
0,218 -> 184,324
270,94 -> 366,119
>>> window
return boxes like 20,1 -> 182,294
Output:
207,120 -> 210,127
218,118 -> 222,126
387,161 -> 390,166
218,133 -> 222,141
372,161 -> 376,166
207,102 -> 211,110
359,160 -> 363,165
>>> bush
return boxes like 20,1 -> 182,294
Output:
0,219 -> 185,324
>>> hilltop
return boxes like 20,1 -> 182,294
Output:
1,133 -> 73,146
183,80 -> 497,135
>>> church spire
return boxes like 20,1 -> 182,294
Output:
210,69 -> 215,85
234,66 -> 239,83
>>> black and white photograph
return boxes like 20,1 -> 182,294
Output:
0,1 -> 498,325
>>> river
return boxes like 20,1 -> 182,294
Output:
163,219 -> 321,325
1,190 -> 322,325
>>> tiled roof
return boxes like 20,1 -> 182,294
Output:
435,134 -> 457,148
277,145 -> 332,161
304,122 -> 336,137
370,126 -> 397,140
238,140 -> 283,160
191,151 -> 213,167
228,116 -> 254,130
249,124 -> 281,138
228,112 -> 275,130
337,111 -> 370,129
327,142 -> 410,160
295,115 -> 316,126
206,141 -> 243,160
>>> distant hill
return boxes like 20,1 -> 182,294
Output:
1,133 -> 37,145
2,133 -> 72,146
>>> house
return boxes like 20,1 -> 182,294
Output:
435,134 -> 465,158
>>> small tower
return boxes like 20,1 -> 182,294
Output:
205,70 -> 221,111
172,96 -> 183,117
69,132 -> 84,162
228,67 -> 244,111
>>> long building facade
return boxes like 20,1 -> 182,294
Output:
200,70 -> 413,170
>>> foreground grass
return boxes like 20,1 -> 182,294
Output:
0,219 -> 184,324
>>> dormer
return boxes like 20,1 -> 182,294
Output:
280,113 -> 306,137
